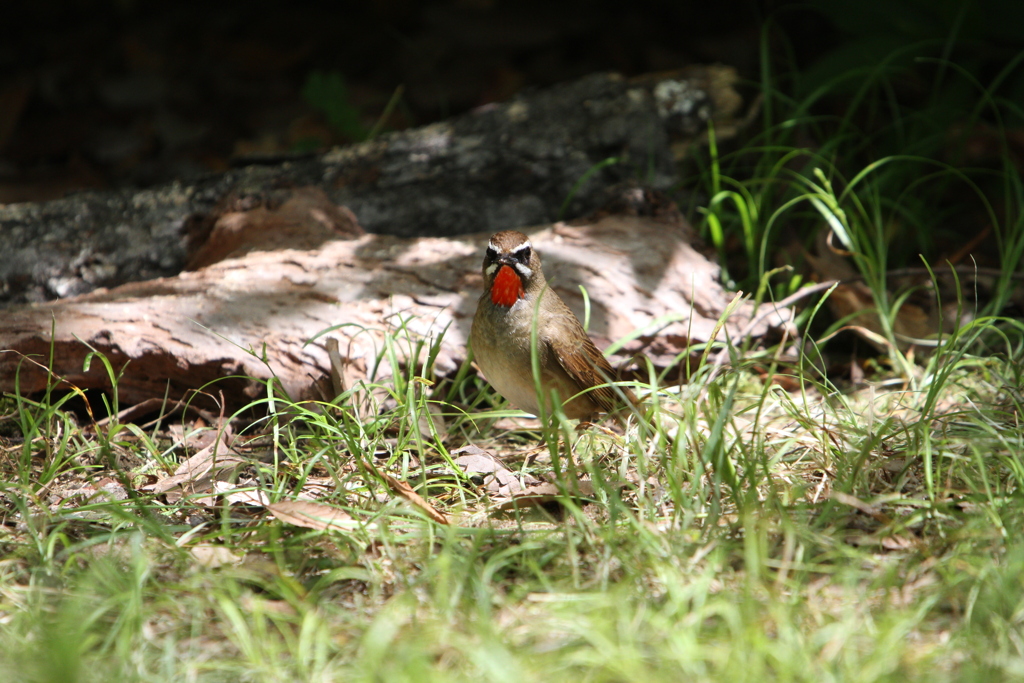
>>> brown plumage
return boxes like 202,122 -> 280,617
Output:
469,230 -> 636,420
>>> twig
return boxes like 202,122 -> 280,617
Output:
703,280 -> 840,387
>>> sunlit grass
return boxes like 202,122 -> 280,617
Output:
1,304 -> 1022,681
2,32 -> 1024,683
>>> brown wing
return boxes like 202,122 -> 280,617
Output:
544,295 -> 634,413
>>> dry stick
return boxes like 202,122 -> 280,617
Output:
703,259 -> 1023,389
704,280 -> 841,389
93,396 -> 187,429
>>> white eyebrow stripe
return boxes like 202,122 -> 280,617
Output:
487,241 -> 500,252
510,241 -> 532,253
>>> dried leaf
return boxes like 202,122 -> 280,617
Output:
452,444 -> 538,496
381,473 -> 449,525
198,481 -> 272,507
190,544 -> 242,569
180,425 -> 225,453
325,337 -> 346,397
810,236 -> 943,352
881,535 -> 916,551
830,490 -> 890,524
149,437 -> 247,502
493,480 -> 597,511
174,450 -> 247,479
267,500 -> 359,531
452,444 -> 506,475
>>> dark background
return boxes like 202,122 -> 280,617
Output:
1,0 -> 1021,205
0,0 -> 767,203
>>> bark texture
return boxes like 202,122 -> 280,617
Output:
0,189 -> 786,411
0,67 -> 745,307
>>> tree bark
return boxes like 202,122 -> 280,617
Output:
0,67 -> 745,307
0,191 -> 787,412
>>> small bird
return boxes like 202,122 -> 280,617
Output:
470,230 -> 637,421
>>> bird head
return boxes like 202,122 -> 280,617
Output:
482,230 -> 543,308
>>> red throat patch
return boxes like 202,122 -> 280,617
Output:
490,265 -> 525,307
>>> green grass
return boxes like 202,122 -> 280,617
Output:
2,27 -> 1024,683
3,310 -> 1023,681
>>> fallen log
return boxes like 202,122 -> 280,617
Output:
0,67 -> 747,308
0,188 -> 788,411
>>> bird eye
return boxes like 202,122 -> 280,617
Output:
518,246 -> 531,262
485,246 -> 498,262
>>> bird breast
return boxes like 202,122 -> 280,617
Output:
471,296 -> 548,416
